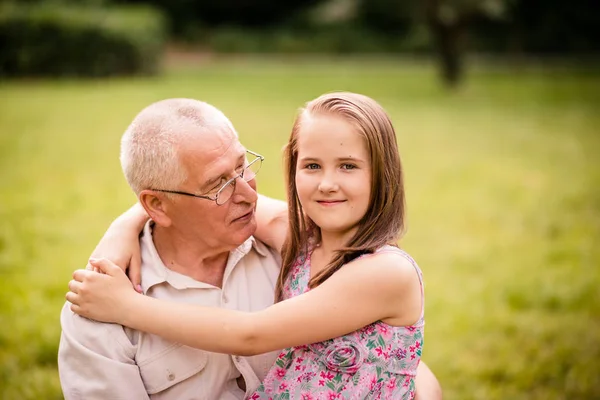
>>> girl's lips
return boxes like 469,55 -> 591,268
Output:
316,200 -> 345,206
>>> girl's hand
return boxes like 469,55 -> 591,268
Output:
88,203 -> 149,293
67,258 -> 139,324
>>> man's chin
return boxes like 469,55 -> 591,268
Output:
246,218 -> 258,236
233,218 -> 257,242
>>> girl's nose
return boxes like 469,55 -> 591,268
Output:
318,175 -> 339,193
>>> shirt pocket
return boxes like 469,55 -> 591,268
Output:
138,343 -> 208,395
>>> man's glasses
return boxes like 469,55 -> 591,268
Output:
152,150 -> 263,206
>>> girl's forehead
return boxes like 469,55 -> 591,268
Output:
297,117 -> 366,153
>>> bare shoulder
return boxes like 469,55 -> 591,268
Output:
343,249 -> 420,288
326,249 -> 422,324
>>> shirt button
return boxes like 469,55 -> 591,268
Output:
167,371 -> 175,381
234,355 -> 241,362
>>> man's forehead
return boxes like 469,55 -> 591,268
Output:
181,136 -> 245,178
180,128 -> 241,157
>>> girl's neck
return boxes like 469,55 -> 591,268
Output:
310,229 -> 353,280
315,228 -> 356,259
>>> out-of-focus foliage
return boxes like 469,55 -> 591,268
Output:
116,0 -> 325,37
2,0 -> 597,80
207,25 -> 430,54
420,0 -> 512,87
0,3 -> 166,77
355,0 -> 415,35
501,0 -> 598,53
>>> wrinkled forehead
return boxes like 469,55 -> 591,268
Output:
178,127 -> 245,176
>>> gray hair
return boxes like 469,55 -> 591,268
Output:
120,98 -> 237,195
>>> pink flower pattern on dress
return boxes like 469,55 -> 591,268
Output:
250,246 -> 424,399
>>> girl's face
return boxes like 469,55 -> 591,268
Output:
295,114 -> 372,239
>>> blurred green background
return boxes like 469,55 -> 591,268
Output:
1,0 -> 599,399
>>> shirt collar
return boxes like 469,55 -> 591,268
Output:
139,221 -> 269,294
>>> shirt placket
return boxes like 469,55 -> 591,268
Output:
220,241 -> 262,396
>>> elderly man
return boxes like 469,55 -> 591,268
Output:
58,98 -> 441,399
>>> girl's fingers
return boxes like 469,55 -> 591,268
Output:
69,302 -> 83,316
65,291 -> 78,305
73,269 -> 93,282
89,258 -> 121,276
128,253 -> 142,293
68,280 -> 81,294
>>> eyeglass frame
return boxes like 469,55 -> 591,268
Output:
150,150 -> 264,206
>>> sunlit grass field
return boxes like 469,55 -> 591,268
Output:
0,57 -> 599,399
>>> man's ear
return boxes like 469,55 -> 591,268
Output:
139,190 -> 172,227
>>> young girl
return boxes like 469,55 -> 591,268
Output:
68,92 -> 424,399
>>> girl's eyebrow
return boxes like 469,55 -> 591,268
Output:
298,156 -> 321,162
337,156 -> 365,163
299,156 -> 366,163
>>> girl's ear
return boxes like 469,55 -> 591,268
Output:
138,190 -> 172,227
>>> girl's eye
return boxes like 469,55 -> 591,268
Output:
305,163 -> 320,170
341,163 -> 357,170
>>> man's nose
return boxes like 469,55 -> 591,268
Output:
231,176 -> 258,204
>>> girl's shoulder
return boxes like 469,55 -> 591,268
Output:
357,245 -> 419,270
347,246 -> 423,288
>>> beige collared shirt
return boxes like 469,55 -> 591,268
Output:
59,222 -> 281,400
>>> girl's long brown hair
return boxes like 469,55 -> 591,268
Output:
274,92 -> 406,302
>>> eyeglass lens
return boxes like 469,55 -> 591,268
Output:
215,156 -> 262,205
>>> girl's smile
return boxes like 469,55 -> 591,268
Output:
316,199 -> 346,206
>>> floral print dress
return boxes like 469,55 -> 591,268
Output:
249,245 -> 424,400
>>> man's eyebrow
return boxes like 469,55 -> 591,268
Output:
201,175 -> 223,191
200,153 -> 246,190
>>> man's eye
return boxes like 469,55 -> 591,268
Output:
210,178 -> 226,192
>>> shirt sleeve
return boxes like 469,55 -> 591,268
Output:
58,302 -> 150,400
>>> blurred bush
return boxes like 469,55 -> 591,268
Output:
206,24 -> 431,55
355,0 -> 415,36
116,0 -> 323,36
0,3 -> 166,78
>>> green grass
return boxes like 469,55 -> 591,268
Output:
1,57 -> 599,399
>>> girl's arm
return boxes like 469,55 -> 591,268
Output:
67,252 -> 422,356
89,203 -> 149,291
254,194 -> 288,253
415,362 -> 443,400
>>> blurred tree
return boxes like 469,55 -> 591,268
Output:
356,0 -> 414,36
423,0 -> 508,87
508,0 -> 598,54
117,0 -> 326,37
0,2 -> 166,77
356,0 -> 510,87
0,0 -> 108,5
